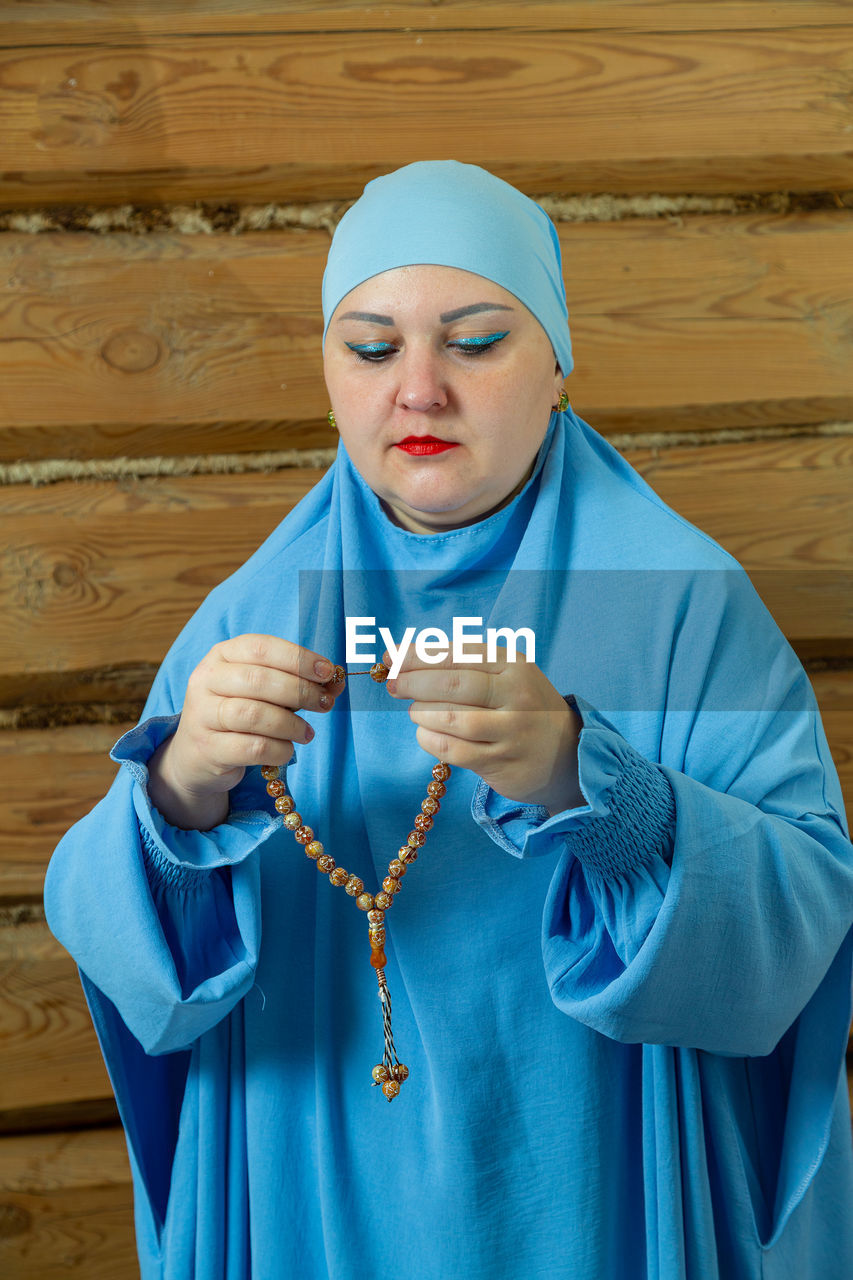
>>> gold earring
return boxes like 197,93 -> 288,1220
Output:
554,389 -> 569,413
327,408 -> 337,430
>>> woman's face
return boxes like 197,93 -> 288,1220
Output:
324,265 -> 564,534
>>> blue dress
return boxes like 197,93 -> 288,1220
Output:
45,409 -> 853,1279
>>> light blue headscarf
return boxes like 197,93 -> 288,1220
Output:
322,160 -> 573,376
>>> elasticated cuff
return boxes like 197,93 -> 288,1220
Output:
472,694 -> 675,880
111,716 -> 282,876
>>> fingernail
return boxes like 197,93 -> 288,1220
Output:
319,694 -> 332,710
314,660 -> 332,679
386,679 -> 397,695
305,725 -> 315,742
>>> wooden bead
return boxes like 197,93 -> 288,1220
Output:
382,1079 -> 401,1100
329,867 -> 348,887
367,909 -> 385,925
382,876 -> 401,895
421,796 -> 440,815
294,825 -> 314,844
305,840 -> 324,860
369,949 -> 387,969
275,795 -> 295,814
407,830 -> 426,848
372,1064 -> 389,1083
398,847 -> 418,865
374,892 -> 393,910
369,662 -> 389,683
317,855 -> 336,875
261,765 -> 279,780
266,779 -> 285,797
392,1063 -> 409,1082
345,875 -> 364,897
427,781 -> 446,799
356,893 -> 375,912
387,860 -> 406,879
283,811 -> 302,829
432,762 -> 451,782
413,813 -> 433,833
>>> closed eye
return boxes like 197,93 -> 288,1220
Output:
345,341 -> 398,363
448,331 -> 510,356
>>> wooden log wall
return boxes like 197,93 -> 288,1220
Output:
1,1 -> 852,1273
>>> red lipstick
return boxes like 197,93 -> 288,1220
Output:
395,436 -> 459,456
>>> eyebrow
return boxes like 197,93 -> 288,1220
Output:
336,302 -> 515,326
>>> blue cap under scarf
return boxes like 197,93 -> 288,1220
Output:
322,160 -> 573,377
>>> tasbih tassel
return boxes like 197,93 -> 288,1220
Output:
262,661 -> 451,1100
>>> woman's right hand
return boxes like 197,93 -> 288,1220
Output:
147,635 -> 344,830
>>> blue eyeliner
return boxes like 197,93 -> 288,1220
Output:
450,330 -> 509,351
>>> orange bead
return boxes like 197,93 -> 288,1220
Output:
382,876 -> 401,895
369,928 -> 386,948
372,1064 -> 389,1084
345,876 -> 364,897
414,813 -> 433,833
294,825 -> 314,844
432,762 -> 451,782
398,847 -> 418,865
392,1063 -> 409,1082
266,779 -> 285,797
382,1079 -> 401,1100
370,662 -> 389,683
356,893 -> 375,912
387,860 -> 406,879
367,909 -> 385,925
275,795 -> 295,815
421,796 -> 440,815
261,765 -> 279,780
305,840 -> 324,860
374,892 -> 393,911
329,867 -> 348,887
317,855 -> 336,875
427,781 -> 446,799
369,949 -> 387,969
283,812 -> 302,830
407,830 -> 426,848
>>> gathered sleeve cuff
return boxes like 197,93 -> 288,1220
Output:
472,694 -> 676,876
111,714 -> 283,889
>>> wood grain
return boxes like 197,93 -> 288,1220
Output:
2,212 -> 853,461
0,1126 -> 136,1279
5,1 -> 853,40
1,24 -> 852,206
0,922 -> 113,1115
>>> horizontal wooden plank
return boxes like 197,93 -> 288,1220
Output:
2,26 -> 853,206
0,1126 -> 135,1279
0,435 -> 850,702
5,1 -> 853,41
3,673 -> 852,903
2,212 -> 853,461
0,922 -> 113,1116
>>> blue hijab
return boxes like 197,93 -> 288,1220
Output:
322,159 -> 573,376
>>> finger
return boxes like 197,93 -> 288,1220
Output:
195,729 -> 298,772
212,697 -> 317,746
207,661 -> 338,716
389,666 -> 501,711
215,634 -> 338,684
407,699 -> 503,744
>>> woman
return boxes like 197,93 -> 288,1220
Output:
46,161 -> 853,1280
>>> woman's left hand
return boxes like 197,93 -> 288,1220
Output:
385,647 -> 584,815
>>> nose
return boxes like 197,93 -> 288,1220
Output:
394,346 -> 448,413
